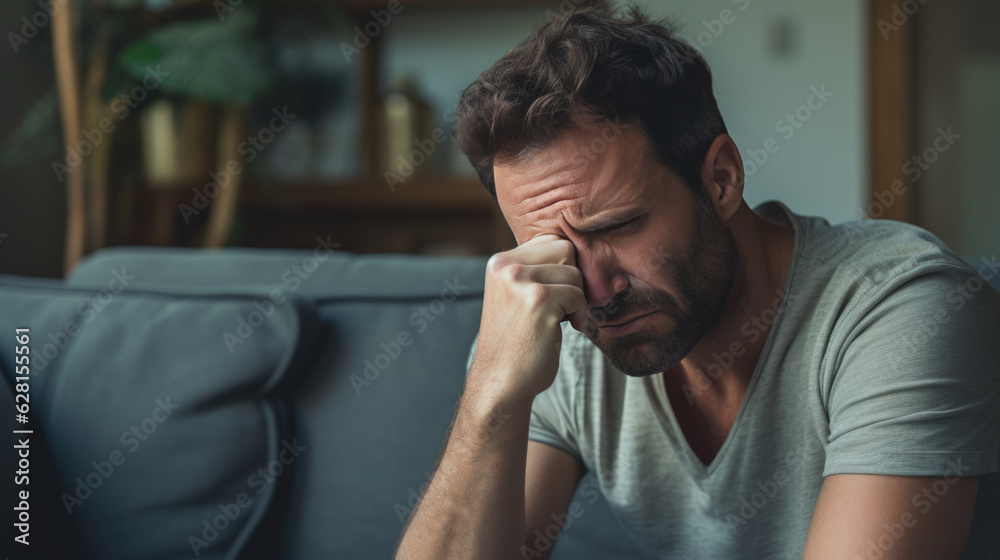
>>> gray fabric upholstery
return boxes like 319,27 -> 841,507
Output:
0,274 -> 321,560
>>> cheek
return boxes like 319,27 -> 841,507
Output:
627,201 -> 703,277
622,230 -> 679,285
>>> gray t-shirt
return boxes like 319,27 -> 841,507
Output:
467,200 -> 1000,559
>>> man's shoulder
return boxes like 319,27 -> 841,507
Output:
777,214 -> 1000,359
797,215 -> 975,296
757,201 -> 972,296
786,216 -> 1000,374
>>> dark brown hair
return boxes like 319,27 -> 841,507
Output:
452,3 -> 728,202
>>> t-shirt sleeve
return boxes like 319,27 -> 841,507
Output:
465,326 -> 585,465
822,263 -> 1000,477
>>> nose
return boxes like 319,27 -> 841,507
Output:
576,246 -> 629,308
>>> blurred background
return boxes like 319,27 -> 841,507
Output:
0,0 -> 996,278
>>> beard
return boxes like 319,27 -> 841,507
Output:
581,192 -> 741,377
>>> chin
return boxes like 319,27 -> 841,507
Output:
593,332 -> 688,378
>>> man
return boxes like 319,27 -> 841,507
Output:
395,5 -> 1000,559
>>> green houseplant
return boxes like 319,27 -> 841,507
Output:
2,0 -> 278,269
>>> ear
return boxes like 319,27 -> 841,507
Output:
699,133 -> 745,222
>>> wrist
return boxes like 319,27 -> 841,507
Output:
462,367 -> 535,426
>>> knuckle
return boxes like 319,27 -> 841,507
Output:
506,263 -> 526,282
524,282 -> 548,306
499,262 -> 523,284
486,252 -> 507,275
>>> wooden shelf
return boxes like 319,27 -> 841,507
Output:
236,174 -> 515,254
240,175 -> 497,212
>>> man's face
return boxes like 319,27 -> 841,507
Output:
493,118 -> 739,377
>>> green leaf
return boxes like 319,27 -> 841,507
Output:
1,90 -> 61,166
118,11 -> 273,105
102,58 -> 138,101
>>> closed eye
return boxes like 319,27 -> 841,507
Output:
595,216 -> 640,235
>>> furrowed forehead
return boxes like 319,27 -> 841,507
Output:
494,123 -> 653,240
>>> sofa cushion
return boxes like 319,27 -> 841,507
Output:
1,345 -> 85,560
0,274 -> 321,560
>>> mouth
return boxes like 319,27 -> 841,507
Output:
596,311 -> 656,336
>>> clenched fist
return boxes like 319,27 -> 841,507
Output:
468,234 -> 588,404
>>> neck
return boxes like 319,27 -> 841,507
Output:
664,201 -> 796,409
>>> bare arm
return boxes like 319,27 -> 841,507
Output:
394,374 -> 534,560
394,395 -> 586,560
523,442 -> 586,560
802,473 -> 979,559
395,233 -> 588,560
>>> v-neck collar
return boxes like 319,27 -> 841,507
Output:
640,200 -> 805,478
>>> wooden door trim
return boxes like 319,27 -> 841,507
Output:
868,0 -> 918,223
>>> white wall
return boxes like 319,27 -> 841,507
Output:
959,58 -> 1000,257
630,0 -> 866,224
915,0 -> 1000,256
381,6 -> 555,174
382,0 -> 867,224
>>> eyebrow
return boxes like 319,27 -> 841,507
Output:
565,209 -> 639,234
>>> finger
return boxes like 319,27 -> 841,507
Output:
516,264 -> 583,289
546,284 -> 589,332
522,233 -> 564,246
515,235 -> 577,267
563,306 -> 589,334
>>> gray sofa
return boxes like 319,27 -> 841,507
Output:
5,246 -> 997,560
0,246 -> 650,560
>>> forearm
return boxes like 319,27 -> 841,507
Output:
395,372 -> 533,560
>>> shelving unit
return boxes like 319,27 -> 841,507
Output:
103,0 -> 591,255
230,0 -> 573,255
